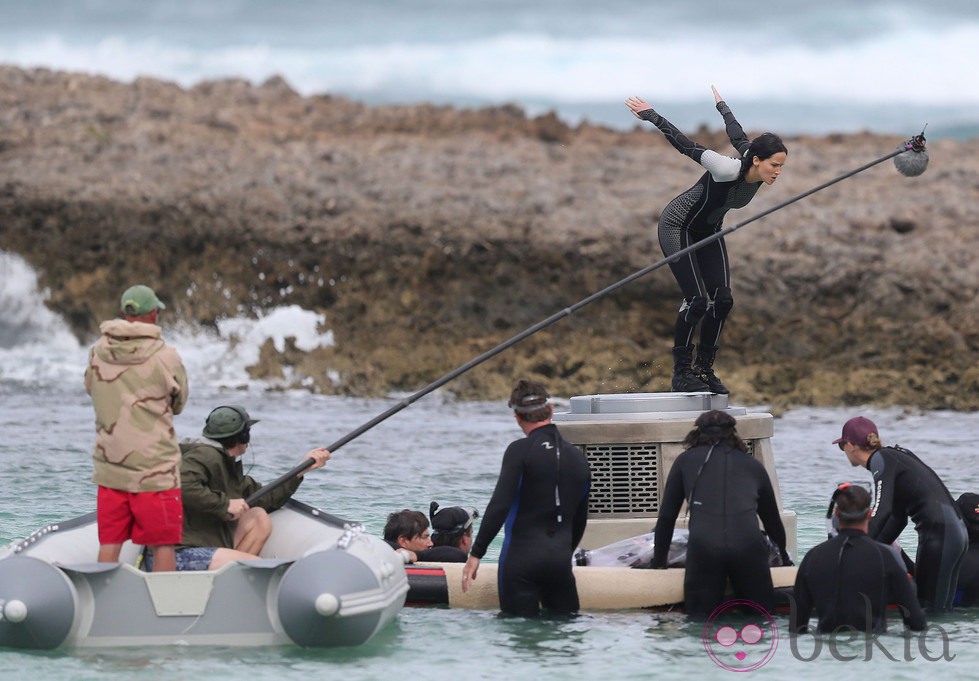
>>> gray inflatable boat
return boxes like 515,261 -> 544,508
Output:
0,499 -> 407,649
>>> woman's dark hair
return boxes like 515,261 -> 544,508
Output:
742,132 -> 787,171
682,409 -> 747,452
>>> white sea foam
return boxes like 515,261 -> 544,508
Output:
0,251 -> 334,390
169,306 -> 334,390
0,252 -> 86,385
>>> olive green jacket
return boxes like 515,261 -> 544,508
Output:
178,441 -> 301,550
85,319 -> 188,492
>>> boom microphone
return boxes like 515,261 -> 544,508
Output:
893,129 -> 928,177
246,132 -> 932,505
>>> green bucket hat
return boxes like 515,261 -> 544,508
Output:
120,284 -> 166,316
203,405 -> 259,440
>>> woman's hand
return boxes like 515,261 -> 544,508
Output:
624,96 -> 653,118
711,84 -> 723,104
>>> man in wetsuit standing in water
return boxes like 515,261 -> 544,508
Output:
462,380 -> 591,617
792,483 -> 926,633
836,416 -> 967,612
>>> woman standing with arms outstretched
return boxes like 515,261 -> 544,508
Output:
625,87 -> 787,394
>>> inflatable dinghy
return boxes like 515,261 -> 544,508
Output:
0,499 -> 407,649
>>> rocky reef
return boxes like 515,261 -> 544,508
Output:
1,66 -> 977,410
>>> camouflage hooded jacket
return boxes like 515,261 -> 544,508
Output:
84,319 -> 189,492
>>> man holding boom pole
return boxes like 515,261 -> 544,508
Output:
143,404 -> 330,571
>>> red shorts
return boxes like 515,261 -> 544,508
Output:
97,487 -> 183,546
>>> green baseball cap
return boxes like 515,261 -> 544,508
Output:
120,284 -> 166,316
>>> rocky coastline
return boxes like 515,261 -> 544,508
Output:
1,66 -> 977,410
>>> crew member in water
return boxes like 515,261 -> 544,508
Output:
652,409 -> 791,617
835,416 -> 967,612
954,492 -> 979,607
383,508 -> 434,564
423,502 -> 478,563
625,87 -> 787,394
462,379 -> 591,617
792,483 -> 926,633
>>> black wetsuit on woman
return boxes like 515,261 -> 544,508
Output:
792,528 -> 926,634
470,423 -> 590,617
865,445 -> 967,612
637,102 -> 757,352
652,443 -> 789,617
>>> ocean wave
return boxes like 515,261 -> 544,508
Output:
2,24 -> 976,107
0,252 -> 334,390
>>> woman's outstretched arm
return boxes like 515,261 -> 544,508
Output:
625,96 -> 708,162
711,85 -> 750,155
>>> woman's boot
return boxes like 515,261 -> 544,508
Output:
671,345 -> 709,392
693,345 -> 729,394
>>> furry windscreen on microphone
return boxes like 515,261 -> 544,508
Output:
893,133 -> 928,177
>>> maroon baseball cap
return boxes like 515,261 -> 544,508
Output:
832,416 -> 879,447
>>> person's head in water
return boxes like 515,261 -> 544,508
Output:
429,501 -> 478,552
508,379 -> 552,423
383,509 -> 432,552
743,132 -> 787,185
683,410 -> 747,452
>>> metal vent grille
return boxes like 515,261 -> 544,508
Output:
582,442 -> 660,517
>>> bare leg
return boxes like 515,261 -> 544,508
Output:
209,547 -> 261,570
150,545 -> 176,571
233,507 -> 272,556
98,543 -> 123,562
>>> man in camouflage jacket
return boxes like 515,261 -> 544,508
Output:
84,284 -> 188,571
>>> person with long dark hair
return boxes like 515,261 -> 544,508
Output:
625,87 -> 787,394
652,410 -> 790,617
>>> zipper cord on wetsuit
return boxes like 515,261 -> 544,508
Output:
686,444 -> 716,512
554,436 -> 563,525
832,534 -> 889,631
832,536 -> 853,622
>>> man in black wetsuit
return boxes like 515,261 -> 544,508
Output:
792,483 -> 926,634
625,87 -> 787,395
461,380 -> 591,617
836,416 -> 967,612
953,493 -> 979,607
652,409 -> 790,618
